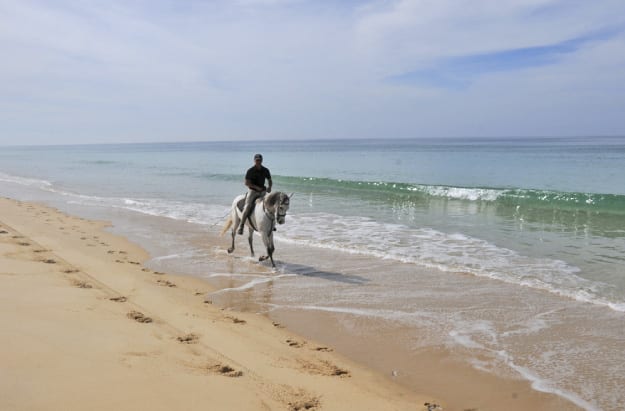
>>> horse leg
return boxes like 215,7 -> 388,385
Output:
259,232 -> 276,267
267,234 -> 276,267
228,212 -> 238,254
248,228 -> 255,257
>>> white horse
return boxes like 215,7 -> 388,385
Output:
221,191 -> 291,267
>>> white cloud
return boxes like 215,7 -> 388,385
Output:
0,0 -> 624,144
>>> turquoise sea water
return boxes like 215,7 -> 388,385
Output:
1,137 -> 624,410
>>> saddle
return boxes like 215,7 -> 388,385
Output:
236,192 -> 263,213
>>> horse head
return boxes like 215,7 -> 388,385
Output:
275,192 -> 290,225
265,191 -> 290,225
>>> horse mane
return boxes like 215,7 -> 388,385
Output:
264,191 -> 280,208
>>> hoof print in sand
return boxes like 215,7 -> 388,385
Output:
17,242 -> 30,246
208,363 -> 243,378
157,279 -> 176,287
109,296 -> 127,302
177,333 -> 199,344
127,311 -> 152,323
314,346 -> 333,352
0,230 -> 8,234
424,402 -> 443,411
286,339 -> 305,348
300,359 -> 350,377
288,397 -> 320,411
225,315 -> 246,324
62,269 -> 79,274
71,279 -> 92,289
42,259 -> 56,264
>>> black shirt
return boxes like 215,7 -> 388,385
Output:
245,165 -> 271,190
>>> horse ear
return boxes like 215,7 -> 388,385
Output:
289,193 -> 294,199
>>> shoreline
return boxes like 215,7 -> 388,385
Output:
0,197 -> 580,410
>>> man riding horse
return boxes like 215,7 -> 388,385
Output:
238,153 -> 272,235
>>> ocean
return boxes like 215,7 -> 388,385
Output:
1,137 -> 624,410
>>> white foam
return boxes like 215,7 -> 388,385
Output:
416,185 -> 503,201
267,303 -> 437,325
448,320 -> 497,350
496,351 -> 601,411
209,274 -> 294,295
0,172 -> 53,189
275,213 -> 624,312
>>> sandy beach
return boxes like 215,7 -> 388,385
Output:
0,197 -> 436,410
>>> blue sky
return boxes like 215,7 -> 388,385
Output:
1,0 -> 625,145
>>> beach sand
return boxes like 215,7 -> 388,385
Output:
0,197 -> 580,411
0,197 -> 434,411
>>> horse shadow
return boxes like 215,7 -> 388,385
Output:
277,262 -> 369,285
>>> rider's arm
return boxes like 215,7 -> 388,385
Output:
245,179 -> 264,192
266,178 -> 272,193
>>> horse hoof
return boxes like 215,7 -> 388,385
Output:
259,256 -> 267,262
227,248 -> 234,254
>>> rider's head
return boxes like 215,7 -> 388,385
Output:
254,154 -> 263,163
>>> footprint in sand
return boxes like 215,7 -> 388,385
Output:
109,296 -> 127,302
177,333 -> 199,344
288,395 -> 320,411
62,269 -> 79,273
0,230 -> 8,234
127,311 -> 153,323
314,347 -> 333,352
42,259 -> 56,264
207,363 -> 243,378
225,315 -> 246,324
298,359 -> 350,378
157,279 -> 176,287
286,339 -> 305,348
70,279 -> 92,289
17,242 -> 30,246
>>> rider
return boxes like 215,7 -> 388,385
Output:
238,153 -> 272,235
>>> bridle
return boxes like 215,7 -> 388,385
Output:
263,193 -> 289,224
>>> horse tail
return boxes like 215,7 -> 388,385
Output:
220,215 -> 233,236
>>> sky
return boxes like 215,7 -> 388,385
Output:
1,0 -> 625,145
